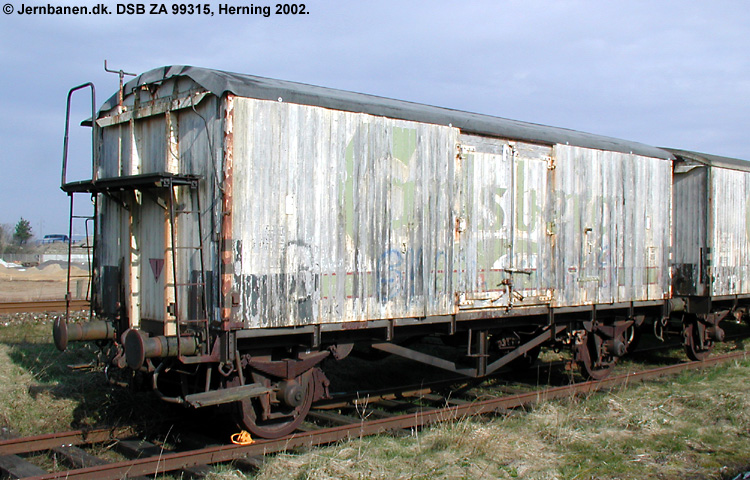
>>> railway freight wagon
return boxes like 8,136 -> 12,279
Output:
56,66 -> 683,437
669,148 -> 750,359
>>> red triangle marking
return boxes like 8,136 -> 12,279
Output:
149,258 -> 165,282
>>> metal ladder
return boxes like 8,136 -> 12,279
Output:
61,83 -> 97,324
165,177 -> 210,355
64,199 -> 95,317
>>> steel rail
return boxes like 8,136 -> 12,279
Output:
24,350 -> 749,480
0,426 -> 134,456
317,386 -> 438,410
0,300 -> 89,314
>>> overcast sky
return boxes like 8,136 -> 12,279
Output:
1,0 -> 749,237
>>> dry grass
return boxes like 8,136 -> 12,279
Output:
241,355 -> 750,480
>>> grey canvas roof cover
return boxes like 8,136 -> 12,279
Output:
102,65 -> 672,160
666,148 -> 750,173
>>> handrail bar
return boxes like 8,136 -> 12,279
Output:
61,83 -> 96,187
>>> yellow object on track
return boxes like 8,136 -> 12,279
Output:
230,430 -> 255,445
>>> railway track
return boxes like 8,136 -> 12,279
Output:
0,300 -> 89,314
1,350 -> 746,480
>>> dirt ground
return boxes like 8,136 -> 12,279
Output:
0,262 -> 90,301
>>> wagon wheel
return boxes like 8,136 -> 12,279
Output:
683,321 -> 712,361
230,370 -> 315,439
575,331 -> 615,381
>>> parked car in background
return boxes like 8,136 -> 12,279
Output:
40,234 -> 69,244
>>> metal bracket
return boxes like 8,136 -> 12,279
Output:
104,60 -> 136,109
312,324 -> 321,349
386,319 -> 395,342
102,191 -> 129,210
485,325 -> 567,375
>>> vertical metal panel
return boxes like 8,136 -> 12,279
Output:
171,99 -> 223,329
672,165 -> 708,296
710,167 -> 750,296
94,193 -> 126,318
95,89 -> 222,333
455,135 -> 553,309
647,161 -> 750,298
553,145 -> 671,306
231,98 -> 457,328
100,125 -> 129,177
133,116 -> 167,174
127,191 -> 142,327
513,142 -> 555,303
136,193 -> 167,322
176,96 -> 222,302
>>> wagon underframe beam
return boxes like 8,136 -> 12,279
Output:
371,324 -> 565,378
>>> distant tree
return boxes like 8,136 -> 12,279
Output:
13,218 -> 32,245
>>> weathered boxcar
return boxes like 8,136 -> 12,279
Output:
669,148 -> 750,358
55,66 -> 689,437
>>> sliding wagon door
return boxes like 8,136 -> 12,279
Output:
455,135 -> 554,310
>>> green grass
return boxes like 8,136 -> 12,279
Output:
0,318 -> 92,434
0,316 -> 172,436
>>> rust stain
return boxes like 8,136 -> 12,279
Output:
221,274 -> 233,296
221,94 -> 235,324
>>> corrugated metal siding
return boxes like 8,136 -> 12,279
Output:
93,194 -> 126,317
175,97 -> 222,325
672,165 -> 708,296
136,195 -> 167,322
100,125 -> 130,177
231,98 -> 457,328
553,145 -> 671,306
94,91 -> 222,334
710,167 -> 750,296
134,116 -> 167,174
455,135 -> 553,309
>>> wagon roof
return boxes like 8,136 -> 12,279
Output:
103,65 -> 672,160
666,148 -> 750,173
